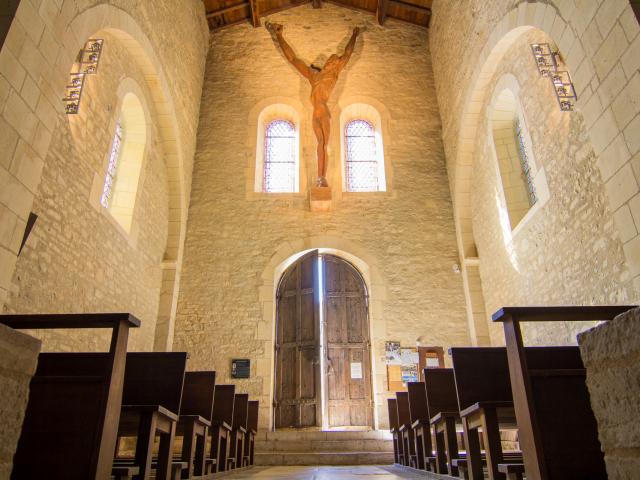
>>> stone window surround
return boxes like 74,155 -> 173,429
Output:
334,96 -> 394,201
339,102 -> 387,193
88,77 -> 153,249
487,73 -> 550,243
246,98 -> 306,199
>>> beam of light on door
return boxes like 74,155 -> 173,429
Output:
318,255 -> 328,430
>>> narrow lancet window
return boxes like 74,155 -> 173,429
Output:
345,119 -> 379,192
515,118 -> 537,206
263,119 -> 296,193
100,120 -> 123,208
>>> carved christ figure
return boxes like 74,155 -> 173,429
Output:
266,22 -> 360,187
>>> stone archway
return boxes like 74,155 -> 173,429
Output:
0,2 -> 205,351
446,1 -> 640,346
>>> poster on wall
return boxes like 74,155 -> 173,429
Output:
401,348 -> 419,365
401,364 -> 419,384
385,341 -> 401,365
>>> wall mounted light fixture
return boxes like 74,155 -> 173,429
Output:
531,43 -> 577,111
63,38 -> 104,115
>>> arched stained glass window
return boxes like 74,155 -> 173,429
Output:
100,120 -> 123,208
345,119 -> 379,192
264,119 -> 296,193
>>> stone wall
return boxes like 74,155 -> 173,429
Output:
578,307 -> 640,479
0,324 -> 40,478
429,0 -> 640,346
0,1 -> 209,351
174,3 -> 469,429
471,30 -> 632,345
4,31 -> 170,352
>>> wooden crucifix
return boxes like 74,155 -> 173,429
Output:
266,22 -> 360,188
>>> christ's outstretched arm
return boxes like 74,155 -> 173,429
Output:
266,22 -> 312,79
337,27 -> 360,69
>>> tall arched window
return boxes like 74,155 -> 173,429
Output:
100,92 -> 146,232
263,119 -> 296,193
344,118 -> 384,192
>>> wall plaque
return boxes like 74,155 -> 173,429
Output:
231,359 -> 250,379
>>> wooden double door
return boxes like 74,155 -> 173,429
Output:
274,251 -> 373,429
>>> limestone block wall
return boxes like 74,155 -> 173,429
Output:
0,324 -> 40,478
429,0 -> 640,345
0,1 -> 209,351
3,32 -> 169,352
471,30 -> 632,345
578,307 -> 640,479
174,3 -> 468,429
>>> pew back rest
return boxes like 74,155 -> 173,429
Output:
524,346 -> 584,370
247,400 -> 259,432
13,353 -> 114,479
526,346 -> 603,477
407,381 -> 429,423
122,352 -> 187,414
423,368 -> 459,416
395,392 -> 411,427
233,394 -> 249,429
212,384 -> 235,426
451,347 -> 512,411
387,398 -> 399,430
181,371 -> 216,420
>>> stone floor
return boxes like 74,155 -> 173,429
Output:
217,465 -> 442,479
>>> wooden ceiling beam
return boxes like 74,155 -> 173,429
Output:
388,0 -> 430,16
249,0 -> 260,26
376,0 -> 388,25
205,2 -> 249,19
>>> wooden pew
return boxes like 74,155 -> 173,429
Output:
408,381 -> 431,470
424,368 -> 460,476
396,392 -> 415,466
231,393 -> 249,468
245,400 -> 259,466
451,347 -> 520,480
176,371 -> 216,478
387,398 -> 403,464
493,306 -> 635,480
210,384 -> 235,472
1,313 -> 139,480
115,352 -> 187,480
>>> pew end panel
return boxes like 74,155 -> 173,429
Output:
493,306 -> 637,480
1,313 -> 140,480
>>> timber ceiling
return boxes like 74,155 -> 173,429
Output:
202,0 -> 431,31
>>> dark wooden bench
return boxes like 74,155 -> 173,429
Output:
387,398 -> 404,464
396,391 -> 415,467
1,313 -> 140,480
176,371 -> 216,478
231,393 -> 249,468
424,368 -> 460,476
115,352 -> 187,480
408,381 -> 431,470
210,384 -> 235,472
493,306 -> 636,480
498,463 -> 525,480
451,347 -> 521,480
245,400 -> 259,466
112,465 -> 140,480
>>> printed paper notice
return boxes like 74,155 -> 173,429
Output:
350,362 -> 363,379
426,357 -> 440,368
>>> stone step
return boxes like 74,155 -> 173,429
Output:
256,430 -> 392,441
255,438 -> 393,452
254,451 -> 395,466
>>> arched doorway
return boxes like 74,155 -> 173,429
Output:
274,251 -> 373,429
